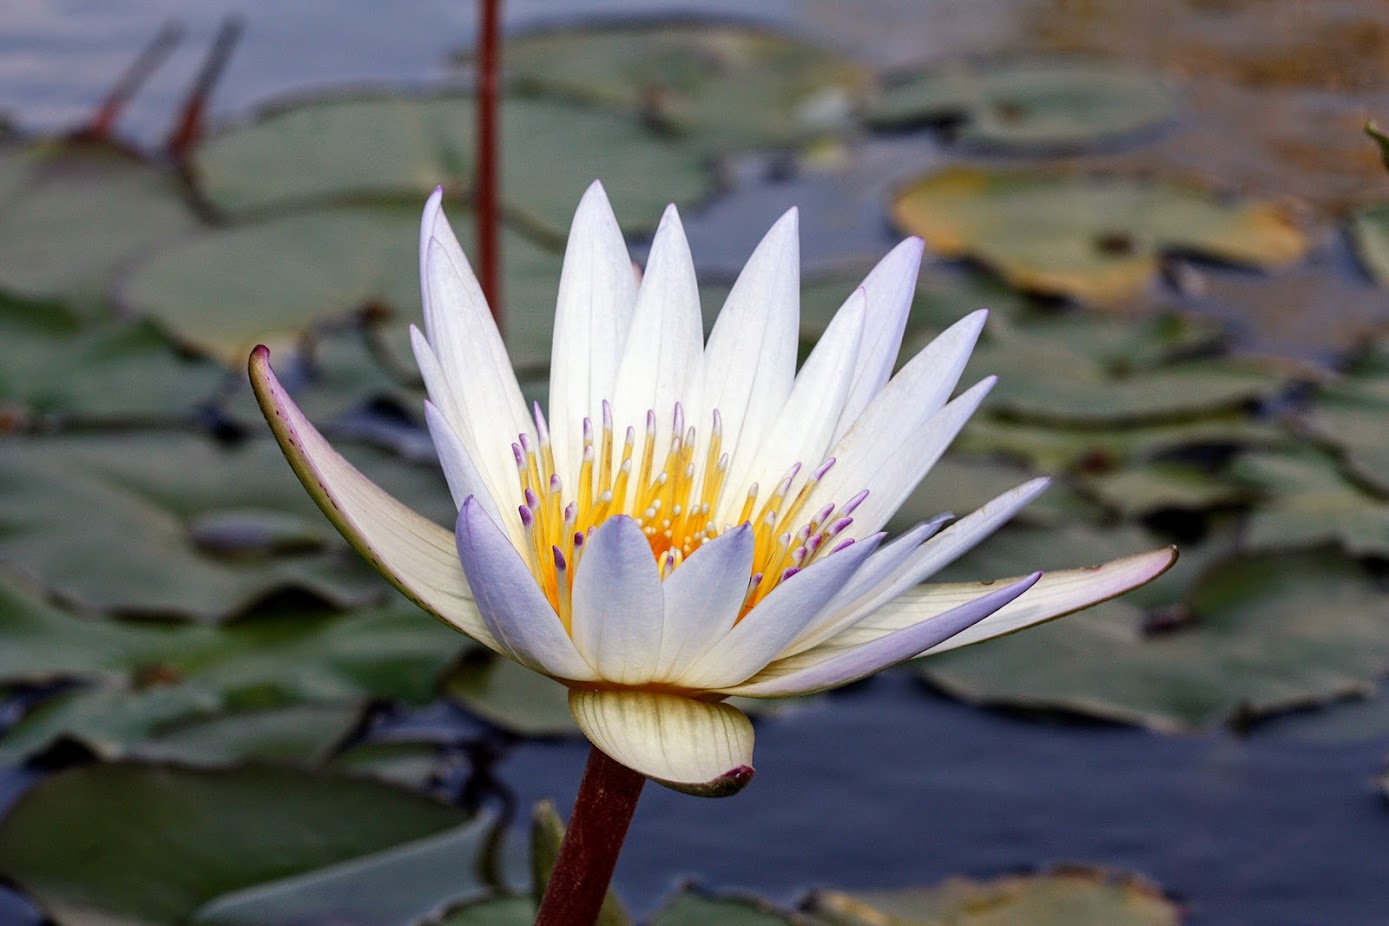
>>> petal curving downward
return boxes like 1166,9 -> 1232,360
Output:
549,181 -> 639,491
569,688 -> 755,797
722,573 -> 1040,697
249,346 -> 500,652
455,498 -> 598,681
569,516 -> 665,685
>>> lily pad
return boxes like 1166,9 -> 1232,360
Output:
1348,203 -> 1389,286
652,889 -> 797,925
868,60 -> 1174,150
0,139 -> 198,315
503,22 -> 869,152
189,817 -> 497,926
0,762 -> 466,926
892,166 -> 1306,303
436,896 -> 536,926
809,866 -> 1179,926
190,91 -> 712,234
445,652 -> 577,737
119,204 -> 563,369
135,704 -> 364,766
0,295 -> 225,426
920,547 -> 1389,732
1231,448 -> 1389,557
1298,367 -> 1389,497
1079,460 -> 1251,519
0,433 -> 458,620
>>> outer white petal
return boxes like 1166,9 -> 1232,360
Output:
418,190 -> 532,506
548,181 -> 638,491
702,208 -> 800,488
455,498 -> 597,681
785,478 -> 1050,656
424,400 -> 503,521
721,573 -> 1040,697
807,546 -> 1179,658
611,205 -> 704,455
249,347 -> 499,652
569,689 -> 755,797
653,524 -> 756,681
812,376 -> 995,541
675,534 -> 883,690
568,516 -> 665,685
833,237 -> 924,443
730,288 -> 866,518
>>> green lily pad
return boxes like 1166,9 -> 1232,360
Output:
0,432 -> 454,621
0,139 -> 198,315
435,896 -> 536,926
1078,460 -> 1250,519
135,704 -> 363,766
119,203 -> 562,369
651,889 -> 797,926
0,762 -> 466,926
0,295 -> 225,426
445,652 -> 577,737
502,22 -> 869,152
920,547 -> 1389,732
808,866 -> 1179,926
329,741 -> 444,789
888,454 -> 1101,534
868,60 -> 1174,150
1298,366 -> 1389,497
1231,448 -> 1389,556
190,817 -> 497,926
190,91 -> 712,234
892,166 -> 1306,304
1348,203 -> 1389,286
949,315 -> 1288,426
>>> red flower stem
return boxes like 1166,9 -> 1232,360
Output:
86,20 -> 184,140
475,0 -> 503,329
535,747 -> 646,926
165,15 -> 243,161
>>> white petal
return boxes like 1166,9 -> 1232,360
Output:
833,237 -> 924,442
455,498 -> 597,681
785,477 -> 1050,656
702,209 -> 800,489
675,534 -> 883,690
730,287 -> 866,519
418,191 -> 532,508
548,181 -> 638,491
653,525 -> 756,681
569,688 -> 755,797
611,205 -> 704,456
424,400 -> 501,516
568,516 -> 665,685
722,573 -> 1040,697
813,375 -> 995,541
248,347 -> 499,652
815,546 -> 1179,657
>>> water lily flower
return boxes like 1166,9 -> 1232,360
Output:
249,182 -> 1174,797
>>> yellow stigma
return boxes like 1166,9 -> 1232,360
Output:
512,401 -> 864,631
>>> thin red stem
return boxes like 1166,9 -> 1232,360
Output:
475,0 -> 503,329
86,20 -> 184,140
535,747 -> 645,926
165,15 -> 243,161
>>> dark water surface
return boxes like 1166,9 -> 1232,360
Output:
3,3 -> 1389,925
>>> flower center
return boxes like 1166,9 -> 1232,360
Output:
511,401 -> 865,631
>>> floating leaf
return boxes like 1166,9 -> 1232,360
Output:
1349,203 -> 1389,287
651,889 -> 797,925
0,295 -> 224,426
809,866 -> 1179,926
191,92 -> 711,234
1298,363 -> 1389,496
920,547 -> 1389,731
0,762 -> 466,926
436,896 -> 536,926
119,204 -> 563,368
445,652 -> 577,737
1231,448 -> 1389,556
0,140 -> 198,315
503,23 -> 869,152
0,433 -> 454,621
190,817 -> 497,926
868,60 -> 1173,150
892,166 -> 1305,303
887,454 -> 1100,534
1079,461 -> 1250,519
134,704 -> 363,766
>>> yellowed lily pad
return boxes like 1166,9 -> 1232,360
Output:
809,866 -> 1179,926
503,22 -> 869,152
892,166 -> 1306,303
868,60 -> 1174,150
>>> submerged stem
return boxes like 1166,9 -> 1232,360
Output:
535,746 -> 646,926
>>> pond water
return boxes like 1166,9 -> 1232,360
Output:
3,2 -> 1389,925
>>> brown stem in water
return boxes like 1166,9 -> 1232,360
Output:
535,747 -> 645,926
165,15 -> 243,161
475,0 -> 503,328
85,20 -> 184,140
